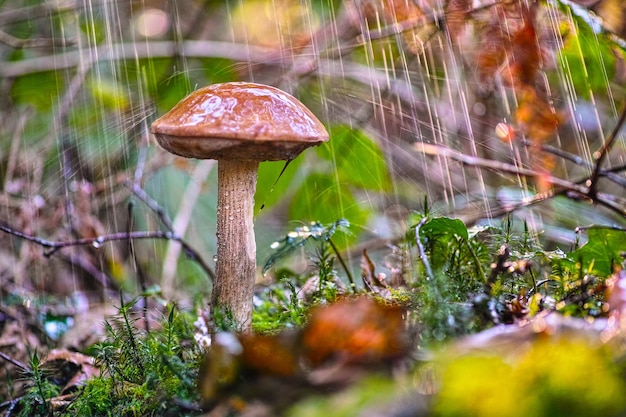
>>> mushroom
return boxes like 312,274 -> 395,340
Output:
150,82 -> 329,331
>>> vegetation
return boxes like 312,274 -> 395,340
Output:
5,215 -> 626,415
1,0 -> 626,416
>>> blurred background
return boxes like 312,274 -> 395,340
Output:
0,0 -> 624,306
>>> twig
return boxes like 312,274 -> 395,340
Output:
414,217 -> 435,281
328,238 -> 356,293
521,139 -> 592,168
362,0 -> 511,41
124,180 -> 216,282
414,142 -> 590,194
520,140 -> 626,188
161,160 -> 215,297
588,104 -> 626,199
124,181 -> 175,231
0,351 -> 29,372
0,41 -> 279,77
0,222 -> 213,281
575,224 -> 626,233
127,200 -> 150,333
0,0 -> 83,25
416,142 -> 626,220
0,29 -> 75,48
0,396 -> 21,415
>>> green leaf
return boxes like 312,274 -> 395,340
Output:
289,173 -> 367,248
201,58 -> 240,84
263,219 -> 350,274
86,76 -> 129,111
11,72 -> 65,111
570,227 -> 626,276
558,18 -> 615,100
420,217 -> 469,241
415,216 -> 469,272
317,125 -> 390,191
255,158 -> 303,214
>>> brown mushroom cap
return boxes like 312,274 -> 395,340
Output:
150,82 -> 329,161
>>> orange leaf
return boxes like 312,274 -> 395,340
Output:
502,5 -> 541,88
302,296 -> 406,366
445,0 -> 471,43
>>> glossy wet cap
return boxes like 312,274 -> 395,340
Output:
150,82 -> 329,161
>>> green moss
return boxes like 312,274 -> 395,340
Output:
434,339 -> 626,417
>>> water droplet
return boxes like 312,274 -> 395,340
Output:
213,254 -> 218,262
270,241 -> 280,249
92,239 -> 103,249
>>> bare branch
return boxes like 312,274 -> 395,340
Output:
588,104 -> 626,198
0,29 -> 75,49
414,216 -> 435,282
0,0 -> 82,25
0,41 -> 280,78
0,351 -> 29,372
414,142 -> 590,195
0,222 -> 214,281
415,142 -> 626,219
125,181 -> 175,231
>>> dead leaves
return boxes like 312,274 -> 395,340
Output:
302,296 -> 407,367
199,296 -> 409,408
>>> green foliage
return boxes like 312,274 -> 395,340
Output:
263,219 -> 350,274
290,125 -> 391,248
557,10 -> 616,99
65,299 -> 201,417
255,223 -> 349,332
255,158 -> 303,214
290,173 -> 366,248
17,350 -> 60,417
252,278 -> 308,333
317,125 -> 391,192
569,227 -> 626,276
11,72 -> 65,111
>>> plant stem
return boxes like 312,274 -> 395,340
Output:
328,238 -> 356,293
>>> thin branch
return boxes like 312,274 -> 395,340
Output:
124,180 -> 216,282
575,224 -> 626,233
0,29 -> 75,49
0,351 -> 29,372
161,160 -> 215,296
521,139 -> 626,188
124,180 -> 175,231
521,139 -> 592,168
415,142 -> 626,220
414,217 -> 435,281
0,224 -> 171,253
328,238 -> 356,293
0,223 -> 214,282
414,142 -> 590,194
0,41 -> 279,78
588,104 -> 626,198
0,0 -> 83,25
362,0 -> 512,41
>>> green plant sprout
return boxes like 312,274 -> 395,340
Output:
263,219 -> 355,290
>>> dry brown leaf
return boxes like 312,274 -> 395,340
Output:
302,296 -> 407,367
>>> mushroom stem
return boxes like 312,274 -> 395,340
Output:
213,158 -> 258,331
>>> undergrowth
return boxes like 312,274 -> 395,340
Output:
11,213 -> 626,416
63,297 -> 201,417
